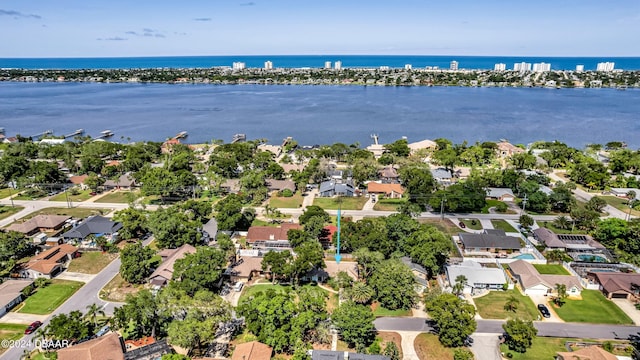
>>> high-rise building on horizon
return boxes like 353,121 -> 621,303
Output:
596,62 -> 615,72
450,60 -> 459,71
514,62 -> 532,72
380,66 -> 390,71
576,64 -> 584,72
494,63 -> 506,71
405,64 -> 412,70
324,61 -> 332,69
264,61 -> 273,70
533,62 -> 551,72
232,62 -> 246,70
334,61 -> 342,70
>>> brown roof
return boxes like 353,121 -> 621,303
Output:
265,179 -> 296,192
496,141 -> 525,155
103,173 -> 135,188
533,227 -> 565,248
149,244 -> 196,282
70,175 -> 89,185
246,223 -> 301,243
367,182 -> 405,196
378,165 -> 399,179
509,260 -> 582,290
32,243 -> 78,262
590,272 -> 640,295
57,333 -> 125,360
26,261 -> 63,275
281,163 -> 306,173
6,215 -> 70,234
231,341 -> 272,360
227,257 -> 264,278
0,280 -> 34,307
556,346 -> 617,360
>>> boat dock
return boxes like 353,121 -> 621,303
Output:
231,133 -> 246,143
174,131 -> 188,139
63,129 -> 84,138
95,130 -> 114,139
30,129 -> 53,139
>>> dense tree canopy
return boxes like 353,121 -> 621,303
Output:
172,246 -> 227,295
427,293 -> 477,347
331,301 -> 376,348
120,242 -> 155,284
369,259 -> 417,310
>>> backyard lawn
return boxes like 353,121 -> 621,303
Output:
49,189 -> 93,202
533,264 -> 570,275
474,290 -> 539,321
491,219 -> 518,232
67,251 -> 118,274
414,333 -> 458,360
94,191 -> 135,203
554,290 -> 633,324
459,218 -> 482,230
269,191 -> 304,208
0,205 -> 23,221
373,198 -> 407,211
0,323 -> 25,355
313,196 -> 368,210
19,280 -> 83,315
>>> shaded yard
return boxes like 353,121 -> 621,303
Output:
19,280 -> 83,315
313,196 -> 368,210
473,289 -> 539,321
67,251 -> 118,274
554,290 -> 633,324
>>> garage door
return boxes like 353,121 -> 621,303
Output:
611,292 -> 629,299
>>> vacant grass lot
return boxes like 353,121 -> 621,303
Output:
239,284 -> 336,311
269,192 -> 304,208
533,264 -> 570,275
373,198 -> 406,211
0,323 -> 25,355
474,290 -> 539,321
554,290 -> 633,324
371,302 -> 412,317
23,207 -> 107,220
19,280 -> 83,315
491,219 -> 517,232
500,337 -> 569,360
419,219 -> 460,237
314,196 -> 368,210
99,273 -> 142,302
0,205 -> 23,221
414,333 -> 459,360
94,191 -> 134,203
49,189 -> 93,202
67,251 -> 118,274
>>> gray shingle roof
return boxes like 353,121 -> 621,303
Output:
459,231 -> 522,250
61,215 -> 123,239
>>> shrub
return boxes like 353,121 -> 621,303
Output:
280,189 -> 294,197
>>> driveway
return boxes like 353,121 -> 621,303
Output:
612,298 -> 640,325
471,333 -> 501,360
528,294 -> 564,323
0,312 -> 47,325
55,272 -> 96,283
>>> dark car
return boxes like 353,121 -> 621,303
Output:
25,321 -> 42,335
459,221 -> 466,228
537,304 -> 551,318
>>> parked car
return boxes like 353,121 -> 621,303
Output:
537,304 -> 551,318
459,221 -> 466,228
234,282 -> 244,292
25,321 -> 42,335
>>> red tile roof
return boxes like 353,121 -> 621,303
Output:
246,224 -> 301,243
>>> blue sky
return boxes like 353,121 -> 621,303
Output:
1,0 -> 639,57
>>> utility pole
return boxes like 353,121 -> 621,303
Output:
8,183 -> 14,208
440,196 -> 447,220
521,194 -> 528,215
64,189 -> 72,209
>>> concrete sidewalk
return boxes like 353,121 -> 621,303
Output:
396,331 -> 420,360
612,298 -> 640,325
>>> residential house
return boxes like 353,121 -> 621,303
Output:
202,218 -> 218,242
19,244 -> 78,279
0,280 -> 34,317
103,173 -> 136,190
496,141 -> 525,158
246,223 -> 301,249
556,345 -> 618,360
61,216 -> 123,245
221,179 -> 241,194
225,256 -> 264,282
231,341 -> 272,360
366,182 -> 405,199
149,244 -> 197,287
257,144 -> 282,157
6,215 -> 70,236
265,179 -> 296,193
161,138 -> 181,154
486,187 -> 516,202
69,175 -> 90,190
124,339 -> 173,360
587,272 -> 640,299
319,179 -> 355,197
445,260 -> 507,294
378,165 -> 399,183
431,168 -> 453,186
609,188 -> 640,201
508,260 -> 582,296
458,230 -> 522,253
407,139 -> 437,154
401,256 -> 428,288
57,333 -> 126,360
281,163 -> 306,174
533,228 -> 606,252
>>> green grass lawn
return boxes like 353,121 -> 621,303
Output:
0,188 -> 21,200
491,219 -> 517,232
269,191 -> 304,208
67,251 -> 118,274
414,333 -> 457,360
22,207 -> 108,220
313,196 -> 368,210
481,199 -> 516,214
373,198 -> 407,211
419,218 -> 460,237
536,221 -> 584,235
251,219 -> 281,227
459,218 -> 482,230
372,304 -> 411,317
49,189 -> 93,202
239,284 -> 337,310
0,205 -> 23,221
533,264 -> 570,275
500,337 -> 570,360
473,290 -> 540,321
602,196 -> 640,217
554,290 -> 633,324
19,280 -> 83,315
94,191 -> 135,203
0,323 -> 25,355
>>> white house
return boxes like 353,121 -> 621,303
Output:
446,260 -> 507,294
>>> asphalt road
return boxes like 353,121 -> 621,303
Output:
374,317 -> 640,340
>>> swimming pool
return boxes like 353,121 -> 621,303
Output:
576,254 -> 608,263
513,253 -> 535,260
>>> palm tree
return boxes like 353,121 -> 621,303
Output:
348,282 -> 374,304
553,216 -> 570,230
554,284 -> 567,307
85,303 -> 106,328
504,295 -> 519,312
452,275 -> 467,296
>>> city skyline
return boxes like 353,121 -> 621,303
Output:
1,0 -> 639,58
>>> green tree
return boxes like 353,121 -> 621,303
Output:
405,225 -> 452,277
399,163 -> 435,209
331,301 -> 376,348
346,282 -> 375,304
585,196 -> 607,213
427,293 -> 477,347
113,208 -> 149,240
453,348 -> 475,360
0,230 -> 35,276
172,247 -> 227,295
291,241 -> 325,285
120,242 -> 155,284
504,295 -> 518,312
84,172 -> 105,192
85,303 -> 106,328
46,311 -> 90,341
262,250 -> 293,283
502,318 -> 537,353
214,194 -> 253,231
383,341 -> 400,360
370,259 -> 417,310
519,214 -> 534,228
147,206 -> 202,248
452,275 -> 467,296
299,205 -> 330,225
554,284 -> 567,307
384,139 -> 411,157
353,248 -> 385,280
112,290 -> 164,339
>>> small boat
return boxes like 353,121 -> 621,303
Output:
175,131 -> 188,139
100,130 -> 114,137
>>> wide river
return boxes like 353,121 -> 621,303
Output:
1,82 -> 638,148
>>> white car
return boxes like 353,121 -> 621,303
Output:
234,282 -> 244,292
